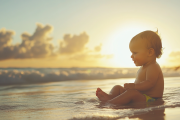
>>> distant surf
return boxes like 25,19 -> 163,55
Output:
0,67 -> 179,85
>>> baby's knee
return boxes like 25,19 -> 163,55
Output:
113,85 -> 123,89
113,85 -> 125,92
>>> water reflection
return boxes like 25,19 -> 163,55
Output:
0,78 -> 180,120
96,98 -> 165,120
129,108 -> 165,120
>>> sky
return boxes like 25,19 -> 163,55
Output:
0,0 -> 180,68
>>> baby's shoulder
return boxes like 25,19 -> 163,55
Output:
147,62 -> 162,72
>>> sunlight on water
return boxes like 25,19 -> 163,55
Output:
0,77 -> 180,120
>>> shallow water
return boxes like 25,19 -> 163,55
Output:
0,77 -> 180,120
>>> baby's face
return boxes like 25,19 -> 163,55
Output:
129,38 -> 149,66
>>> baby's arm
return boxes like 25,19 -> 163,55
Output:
134,64 -> 160,91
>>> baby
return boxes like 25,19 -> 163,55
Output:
96,30 -> 164,105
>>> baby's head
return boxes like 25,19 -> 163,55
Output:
129,30 -> 162,66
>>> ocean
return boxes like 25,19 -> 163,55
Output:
0,67 -> 180,120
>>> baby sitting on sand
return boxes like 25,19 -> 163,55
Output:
96,30 -> 164,105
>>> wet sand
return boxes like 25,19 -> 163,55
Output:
121,107 -> 180,120
0,77 -> 180,120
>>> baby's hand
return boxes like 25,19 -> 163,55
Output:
124,83 -> 135,90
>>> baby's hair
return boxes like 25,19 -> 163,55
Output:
131,30 -> 163,58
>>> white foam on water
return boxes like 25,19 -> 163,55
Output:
75,101 -> 85,104
0,67 -> 180,85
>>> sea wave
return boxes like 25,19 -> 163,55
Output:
0,68 -> 179,85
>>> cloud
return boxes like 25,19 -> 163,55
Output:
166,51 -> 180,67
59,32 -> 113,62
59,32 -> 89,54
0,23 -> 113,64
94,43 -> 102,52
0,23 -> 56,60
70,52 -> 113,61
70,53 -> 104,61
0,28 -> 15,50
169,51 -> 180,58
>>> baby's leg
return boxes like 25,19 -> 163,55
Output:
108,89 -> 146,105
109,85 -> 126,98
96,85 -> 126,102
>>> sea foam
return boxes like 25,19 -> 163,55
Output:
0,68 -> 179,85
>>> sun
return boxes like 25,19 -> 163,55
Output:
102,23 -> 154,68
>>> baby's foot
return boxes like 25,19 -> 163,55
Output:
96,88 -> 111,102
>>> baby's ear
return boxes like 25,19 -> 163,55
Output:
148,48 -> 155,56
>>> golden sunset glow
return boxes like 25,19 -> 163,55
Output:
0,1 -> 180,68
101,23 -> 155,67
